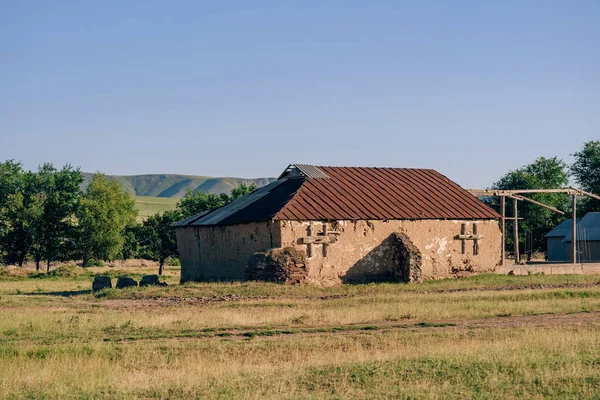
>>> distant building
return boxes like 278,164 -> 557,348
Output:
173,164 -> 502,285
544,218 -> 578,262
545,212 -> 600,262
564,212 -> 600,262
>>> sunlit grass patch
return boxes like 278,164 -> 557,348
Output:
0,269 -> 600,398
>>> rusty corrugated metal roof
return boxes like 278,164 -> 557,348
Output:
274,166 -> 500,221
176,165 -> 500,226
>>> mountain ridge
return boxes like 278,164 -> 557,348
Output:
81,173 -> 276,198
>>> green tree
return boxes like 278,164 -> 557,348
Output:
491,157 -> 570,256
75,173 -> 138,267
36,163 -> 83,272
230,183 -> 257,200
121,224 -> 141,260
0,161 -> 24,262
176,189 -> 229,218
176,183 -> 258,218
2,171 -> 44,266
140,210 -> 180,275
571,140 -> 600,212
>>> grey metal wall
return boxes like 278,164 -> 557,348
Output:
546,237 -> 567,262
565,241 -> 600,262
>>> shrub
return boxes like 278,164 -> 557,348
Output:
165,257 -> 180,266
47,264 -> 85,278
86,259 -> 105,267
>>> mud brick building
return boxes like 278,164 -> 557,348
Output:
173,164 -> 501,285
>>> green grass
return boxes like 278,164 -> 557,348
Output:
134,195 -> 178,220
1,268 -> 599,399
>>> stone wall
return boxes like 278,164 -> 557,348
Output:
176,221 -> 281,282
279,219 -> 501,285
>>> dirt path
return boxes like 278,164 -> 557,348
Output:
92,281 -> 600,309
100,310 -> 600,343
442,310 -> 599,329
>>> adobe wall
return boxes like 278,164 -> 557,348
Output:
176,221 -> 281,282
279,219 -> 501,285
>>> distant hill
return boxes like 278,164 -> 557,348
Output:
81,173 -> 276,198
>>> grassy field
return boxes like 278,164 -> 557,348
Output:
134,196 -> 178,220
0,266 -> 599,399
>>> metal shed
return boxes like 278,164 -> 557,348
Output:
563,212 -> 600,262
544,219 -> 577,262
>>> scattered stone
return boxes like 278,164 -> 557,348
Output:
92,275 -> 112,291
140,274 -> 161,287
115,276 -> 138,289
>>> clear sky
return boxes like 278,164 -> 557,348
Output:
1,1 -> 598,188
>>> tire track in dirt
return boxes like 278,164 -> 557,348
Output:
94,282 -> 600,309
103,310 -> 600,343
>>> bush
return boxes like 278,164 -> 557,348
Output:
165,257 -> 180,266
87,259 -> 105,267
0,265 -> 32,280
46,264 -> 85,278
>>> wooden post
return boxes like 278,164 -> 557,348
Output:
500,196 -> 505,266
513,198 -> 519,264
572,195 -> 577,264
473,223 -> 479,255
461,224 -> 466,254
307,223 -> 313,258
322,223 -> 328,257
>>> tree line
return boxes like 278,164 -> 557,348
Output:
0,160 -> 256,274
1,140 -> 597,269
489,140 -> 599,256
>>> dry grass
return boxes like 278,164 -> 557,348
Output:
0,267 -> 599,399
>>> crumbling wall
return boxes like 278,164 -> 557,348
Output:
176,221 -> 281,282
391,232 -> 423,282
246,247 -> 308,284
279,219 -> 501,285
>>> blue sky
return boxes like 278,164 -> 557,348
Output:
1,1 -> 598,188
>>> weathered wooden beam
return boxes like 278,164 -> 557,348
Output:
508,194 -> 565,215
513,198 -> 519,264
500,196 -> 505,266
572,195 -> 577,264
457,234 -> 484,240
469,188 -> 579,197
470,188 -> 600,201
571,188 -> 600,202
461,224 -> 466,254
306,223 -> 313,257
322,224 -> 328,257
473,224 -> 479,255
303,236 -> 334,244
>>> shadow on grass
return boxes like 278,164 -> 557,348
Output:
23,289 -> 93,297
